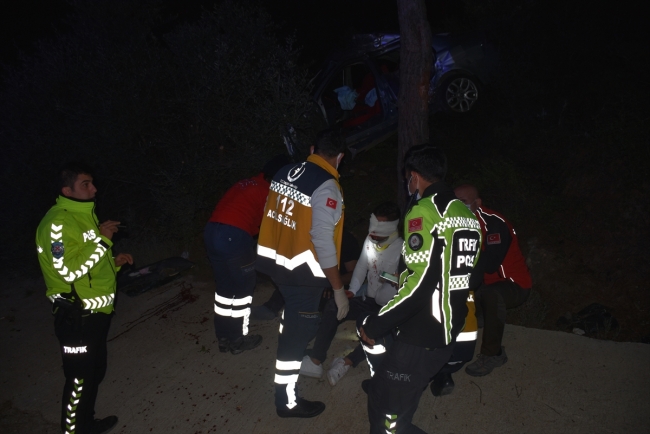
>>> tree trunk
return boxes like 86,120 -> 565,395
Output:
396,0 -> 432,208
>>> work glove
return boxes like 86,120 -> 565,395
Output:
333,287 -> 350,320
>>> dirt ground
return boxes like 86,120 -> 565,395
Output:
2,267 -> 650,434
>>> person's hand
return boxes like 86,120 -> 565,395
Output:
345,290 -> 354,299
359,326 -> 375,348
333,287 -> 350,320
99,220 -> 121,240
114,253 -> 133,267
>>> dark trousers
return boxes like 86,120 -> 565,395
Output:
204,222 -> 256,340
263,287 -> 285,315
476,280 -> 529,356
55,310 -> 112,434
364,338 -> 453,434
274,285 -> 323,409
435,339 -> 474,376
311,296 -> 381,365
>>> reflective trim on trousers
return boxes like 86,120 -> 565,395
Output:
214,305 -> 251,335
384,414 -> 397,433
64,377 -> 83,434
274,367 -> 298,410
276,360 -> 301,370
275,356 -> 300,408
215,293 -> 253,306
456,330 -> 478,342
274,373 -> 299,384
214,305 -> 250,318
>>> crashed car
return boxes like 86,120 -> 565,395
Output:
284,31 -> 497,158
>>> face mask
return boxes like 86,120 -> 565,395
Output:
335,153 -> 343,170
407,176 -> 415,197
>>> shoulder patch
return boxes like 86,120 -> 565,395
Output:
326,198 -> 337,209
408,233 -> 423,251
487,233 -> 501,245
408,217 -> 423,233
51,242 -> 64,259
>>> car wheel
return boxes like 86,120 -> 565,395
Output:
440,75 -> 480,113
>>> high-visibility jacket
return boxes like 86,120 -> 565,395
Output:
35,196 -> 119,314
363,182 -> 482,349
256,154 -> 344,287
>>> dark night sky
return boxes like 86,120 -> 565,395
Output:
0,0 -> 466,68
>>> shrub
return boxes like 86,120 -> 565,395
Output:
0,0 -> 313,272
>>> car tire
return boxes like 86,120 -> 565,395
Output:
438,75 -> 481,114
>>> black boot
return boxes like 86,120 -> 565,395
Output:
218,338 -> 230,353
430,372 -> 455,397
277,398 -> 326,418
229,334 -> 262,355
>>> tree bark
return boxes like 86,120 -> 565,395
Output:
396,0 -> 432,208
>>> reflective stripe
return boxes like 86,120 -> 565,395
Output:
270,180 -> 311,206
215,293 -> 252,306
449,275 -> 470,290
50,223 -> 108,284
82,294 -> 114,310
276,360 -> 302,370
363,343 -> 386,355
431,289 -> 441,323
65,377 -> 82,433
274,373 -> 299,384
404,250 -> 430,264
232,296 -> 253,306
231,307 -> 250,318
242,310 -> 249,335
257,245 -> 325,278
457,330 -> 478,342
285,384 -> 297,409
214,305 -> 231,316
215,294 -> 233,305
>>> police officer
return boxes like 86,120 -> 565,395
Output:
36,162 -> 132,434
256,130 -> 346,418
358,145 -> 482,433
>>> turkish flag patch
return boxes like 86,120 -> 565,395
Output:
326,198 -> 337,209
408,217 -> 423,232
487,233 -> 501,245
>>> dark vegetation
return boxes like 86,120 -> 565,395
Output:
1,0 -> 647,341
